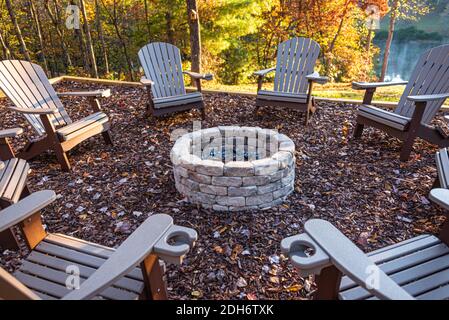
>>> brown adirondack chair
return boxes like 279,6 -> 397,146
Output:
281,187 -> 449,300
0,127 -> 31,250
0,60 -> 113,171
253,37 -> 328,125
0,190 -> 197,300
138,42 -> 213,118
352,44 -> 449,161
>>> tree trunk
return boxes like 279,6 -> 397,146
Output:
95,0 -> 110,74
380,0 -> 399,81
328,0 -> 351,55
71,0 -> 89,71
144,0 -> 152,39
165,12 -> 175,44
29,0 -> 49,75
365,29 -> 372,52
186,0 -> 201,73
5,0 -> 31,61
44,0 -> 73,68
101,0 -> 135,80
79,0 -> 99,78
0,31 -> 11,60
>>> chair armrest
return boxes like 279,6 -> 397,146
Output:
429,188 -> 449,210
352,81 -> 408,90
183,71 -> 213,81
304,219 -> 414,300
0,191 -> 56,232
306,72 -> 329,85
62,214 -> 197,300
0,128 -> 23,139
282,219 -> 414,300
57,89 -> 111,98
140,76 -> 154,87
253,67 -> 276,77
407,93 -> 449,102
8,106 -> 59,115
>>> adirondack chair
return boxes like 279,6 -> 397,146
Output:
0,190 -> 197,300
352,44 -> 449,161
253,37 -> 328,125
0,127 -> 31,250
281,188 -> 449,300
0,60 -> 113,171
434,148 -> 449,188
138,42 -> 213,118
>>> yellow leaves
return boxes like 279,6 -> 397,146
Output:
269,276 -> 280,284
213,245 -> 223,254
218,226 -> 228,234
231,244 -> 243,260
191,290 -> 202,298
285,284 -> 303,292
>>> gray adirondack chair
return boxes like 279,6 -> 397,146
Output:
254,37 -> 328,125
353,44 -> 449,161
0,190 -> 197,300
0,127 -> 31,250
281,188 -> 449,300
0,60 -> 113,171
138,42 -> 213,118
435,147 -> 449,189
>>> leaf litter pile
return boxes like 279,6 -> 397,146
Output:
0,81 -> 447,300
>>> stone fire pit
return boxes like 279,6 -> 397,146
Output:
171,126 -> 296,211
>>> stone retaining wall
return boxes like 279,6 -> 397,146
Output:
171,126 -> 296,211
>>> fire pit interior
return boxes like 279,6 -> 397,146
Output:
171,126 -> 296,211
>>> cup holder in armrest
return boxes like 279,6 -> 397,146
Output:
281,233 -> 331,276
154,225 -> 198,265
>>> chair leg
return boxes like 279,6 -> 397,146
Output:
310,97 -> 317,114
432,177 -> 441,189
53,144 -> 71,171
304,108 -> 310,126
0,200 -> 20,250
18,138 -> 48,161
400,134 -> 417,162
140,254 -> 168,300
0,228 -> 20,250
353,123 -> 364,138
200,105 -> 206,120
102,130 -> 113,146
314,265 -> 342,300
438,218 -> 449,247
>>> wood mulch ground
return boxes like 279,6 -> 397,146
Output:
0,81 -> 446,300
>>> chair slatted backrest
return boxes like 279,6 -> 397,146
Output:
0,60 -> 71,136
395,44 -> 449,124
138,42 -> 186,99
273,37 -> 321,94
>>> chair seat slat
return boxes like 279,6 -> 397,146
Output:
43,234 -> 143,281
18,261 -> 139,300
